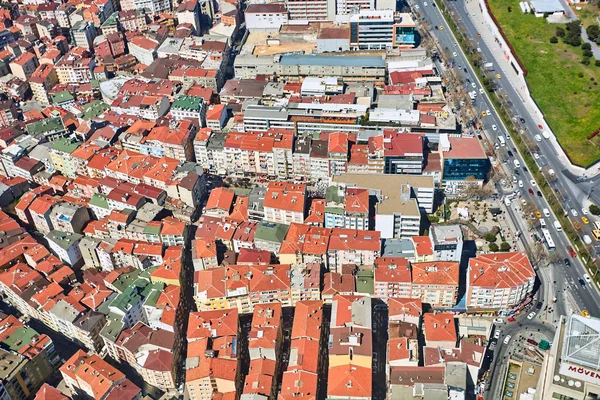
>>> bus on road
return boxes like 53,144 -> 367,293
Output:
541,228 -> 555,252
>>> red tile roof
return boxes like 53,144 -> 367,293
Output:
423,313 -> 456,343
205,187 -> 235,213
264,182 -> 306,214
411,261 -> 459,286
468,252 -> 535,289
327,365 -> 371,398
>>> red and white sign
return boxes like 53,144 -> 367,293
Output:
560,362 -> 600,385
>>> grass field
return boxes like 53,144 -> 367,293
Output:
488,0 -> 600,166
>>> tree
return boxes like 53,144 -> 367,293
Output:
428,215 -> 440,223
556,27 -> 565,37
584,50 -> 594,58
508,6 -> 512,12
485,233 -> 497,242
582,56 -> 591,65
500,242 -> 511,251
587,24 -> 600,42
590,204 -> 600,215
489,243 -> 499,252
550,36 -> 558,44
596,60 -> 600,67
582,42 -> 592,51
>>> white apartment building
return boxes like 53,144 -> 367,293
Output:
466,252 -> 536,313
429,225 -> 463,262
46,230 -> 83,267
245,3 -> 289,32
286,0 -> 336,20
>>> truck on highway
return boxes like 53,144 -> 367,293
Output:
498,136 -> 506,146
484,62 -> 494,71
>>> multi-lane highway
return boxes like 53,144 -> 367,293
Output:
409,0 -> 600,396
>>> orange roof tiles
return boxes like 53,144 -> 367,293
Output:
279,369 -> 318,400
327,365 -> 371,398
192,239 -> 217,259
229,195 -> 248,222
160,216 -> 186,236
60,350 -> 126,399
28,195 -> 60,216
291,300 -> 322,340
388,298 -> 422,319
264,182 -> 306,214
328,228 -> 380,251
423,313 -> 456,343
187,308 -> 239,341
412,236 -> 433,255
469,252 -> 535,289
304,199 -> 324,225
411,261 -> 459,286
374,257 -> 411,284
322,272 -> 354,296
344,188 -> 369,214
205,187 -> 235,213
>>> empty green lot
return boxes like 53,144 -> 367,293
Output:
488,0 -> 600,166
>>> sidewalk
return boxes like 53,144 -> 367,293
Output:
464,0 -> 589,176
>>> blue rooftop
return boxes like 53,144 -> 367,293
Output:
280,54 -> 386,67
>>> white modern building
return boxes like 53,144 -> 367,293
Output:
46,230 -> 83,267
429,225 -> 463,262
245,4 -> 289,32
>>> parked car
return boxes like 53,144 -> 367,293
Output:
584,274 -> 592,283
527,312 -> 536,320
564,258 -> 571,266
503,335 -> 512,344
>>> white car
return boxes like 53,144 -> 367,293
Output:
453,52 -> 457,57
486,109 -> 491,115
584,274 -> 592,283
535,134 -> 542,142
424,1 -> 428,5
530,180 -> 536,187
480,88 -> 485,94
492,125 -> 498,131
533,152 -> 540,159
415,4 -> 420,9
494,318 -> 504,324
503,335 -> 512,344
518,180 -> 523,188
582,208 -> 589,215
527,312 -> 536,320
477,47 -> 482,52
472,82 -> 476,88
571,209 -> 579,217
494,330 -> 501,339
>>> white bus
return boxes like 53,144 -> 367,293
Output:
541,228 -> 555,252
498,136 -> 506,146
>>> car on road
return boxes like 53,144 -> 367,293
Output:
507,317 -> 516,322
492,125 -> 498,131
530,180 -> 536,187
582,207 -> 589,215
494,330 -> 501,339
584,274 -> 592,283
494,318 -> 504,324
486,109 -> 491,115
537,190 -> 543,198
584,235 -> 593,245
414,4 -> 419,8
471,82 -> 476,88
582,216 -> 589,224
535,210 -> 542,218
564,258 -> 571,266
504,335 -> 512,344
480,88 -> 484,94
568,246 -> 577,258
496,74 -> 502,79
452,51 -> 457,57
424,1 -> 427,5
518,180 -> 523,188
481,111 -> 486,116
507,150 -> 513,157
528,188 -> 534,195
535,134 -> 542,142
543,208 -> 550,217
536,301 -> 543,310
583,310 -> 590,318
571,209 -> 579,217
580,278 -> 586,287
439,25 -> 443,29
527,312 -> 536,320
533,152 -> 540,160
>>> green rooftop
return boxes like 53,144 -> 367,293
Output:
109,278 -> 149,313
100,312 -> 125,342
51,137 -> 81,154
355,270 -> 374,295
143,282 -> 165,308
326,185 -> 344,204
255,221 -> 290,244
46,230 -> 83,251
26,117 -> 65,136
144,224 -> 161,235
51,91 -> 74,105
81,100 -> 109,121
1,326 -> 39,352
172,95 -> 204,112
101,12 -> 118,27
110,269 -> 142,293
89,193 -> 109,209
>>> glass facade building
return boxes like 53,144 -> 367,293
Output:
443,157 -> 490,181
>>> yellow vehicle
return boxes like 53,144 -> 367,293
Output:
583,310 -> 590,318
481,111 -> 487,116
582,216 -> 589,224
439,26 -> 444,30
535,210 -> 542,218
592,229 -> 600,241
496,74 -> 502,79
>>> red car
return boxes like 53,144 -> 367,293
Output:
507,317 -> 516,322
528,188 -> 534,195
567,246 -> 577,258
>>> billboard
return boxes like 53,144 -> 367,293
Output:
559,362 -> 600,386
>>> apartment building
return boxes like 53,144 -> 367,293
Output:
29,64 -> 58,106
327,228 -> 380,272
71,20 -> 96,50
373,257 -> 412,300
466,252 -> 536,312
55,51 -> 92,84
46,230 -> 83,267
176,0 -> 201,34
170,95 -> 206,124
324,185 -> 370,230
9,52 -> 38,81
129,36 -> 160,66
429,225 -> 463,262
245,4 -> 289,33
411,261 -> 459,308
263,182 -> 307,225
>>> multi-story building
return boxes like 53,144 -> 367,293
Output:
440,135 -> 491,185
71,20 -> 96,50
9,52 -> 38,82
411,261 -> 459,308
373,257 -> 412,300
0,99 -> 17,128
170,95 -> 206,124
49,138 -> 81,178
49,202 -> 90,233
55,50 -> 92,84
336,0 -> 374,15
129,36 -> 160,66
140,119 -> 196,162
29,195 -> 61,234
466,252 -> 536,313
286,0 -> 335,21
350,10 -> 416,49
29,64 -> 58,107
324,186 -> 370,230
327,228 -> 380,273
176,0 -> 201,34
245,4 -> 289,33
46,230 -> 83,267
382,132 -> 424,175
263,182 -> 306,225
429,225 -> 463,262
